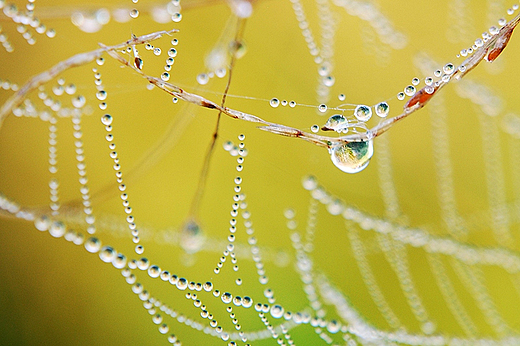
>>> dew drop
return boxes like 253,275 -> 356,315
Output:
443,63 -> 455,74
269,98 -> 280,108
434,69 -> 442,77
203,281 -> 213,292
330,140 -> 374,174
404,85 -> 416,97
338,93 -> 346,101
375,102 -> 389,117
154,48 -> 162,56
425,77 -> 433,86
129,9 -> 139,18
34,215 -> 51,231
310,124 -> 319,133
96,90 -> 107,100
171,12 -> 182,22
161,72 -> 170,81
270,305 -> 284,319
215,68 -> 226,78
411,77 -> 420,86
354,104 -> 372,122
318,104 -> 327,113
101,114 -> 113,126
323,75 -> 335,87
171,38 -> 179,45
281,100 -> 287,106
323,114 -> 348,132
85,237 -> 101,253
148,265 -> 161,278
289,100 -> 296,108
242,296 -> 253,308
196,73 -> 209,85
65,83 -> 76,95
96,57 -> 105,66
168,48 -> 177,57
221,292 -> 232,304
99,246 -> 116,262
49,221 -> 66,238
397,92 -> 405,101
72,95 -> 86,108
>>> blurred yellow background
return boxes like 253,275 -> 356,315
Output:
1,0 -> 520,344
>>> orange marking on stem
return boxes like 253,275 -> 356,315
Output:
404,85 -> 437,111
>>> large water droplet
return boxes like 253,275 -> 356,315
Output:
330,140 -> 374,173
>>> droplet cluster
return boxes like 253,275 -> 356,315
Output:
0,0 -> 55,51
72,112 -> 96,234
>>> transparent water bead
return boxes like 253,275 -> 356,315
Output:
270,304 -> 284,319
354,104 -> 372,122
269,98 -> 280,108
322,114 -> 348,132
375,102 -> 389,117
329,140 -> 374,173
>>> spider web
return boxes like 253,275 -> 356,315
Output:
1,0 -> 520,345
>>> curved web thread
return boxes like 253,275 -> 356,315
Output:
1,0 -> 520,345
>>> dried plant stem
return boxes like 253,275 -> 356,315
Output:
0,29 -> 178,130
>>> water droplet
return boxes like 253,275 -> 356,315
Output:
168,48 -> 177,57
404,85 -> 416,97
489,26 -> 499,35
196,73 -> 209,85
221,292 -> 232,304
281,100 -> 287,106
289,100 -> 296,108
338,93 -> 346,101
270,304 -> 284,319
148,265 -> 161,278
171,12 -> 182,22
72,95 -> 86,108
242,296 -> 253,308
96,90 -> 107,100
96,57 -> 105,66
323,75 -> 335,87
434,69 -> 442,77
215,68 -> 226,78
34,215 -> 51,231
99,246 -> 116,262
397,92 -> 405,101
85,237 -> 101,253
203,281 -> 213,291
52,85 -> 64,96
322,114 -> 348,132
229,40 -> 247,59
310,124 -> 319,133
354,104 -> 372,122
49,221 -> 65,238
443,63 -> 455,74
330,140 -> 374,174
269,98 -> 280,108
65,84 -> 76,95
425,77 -> 433,86
129,9 -> 139,18
327,320 -> 341,333
161,72 -> 170,81
411,77 -> 420,86
318,104 -> 327,113
153,48 -> 161,56
101,114 -> 113,125
171,38 -> 179,45
375,102 -> 389,117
